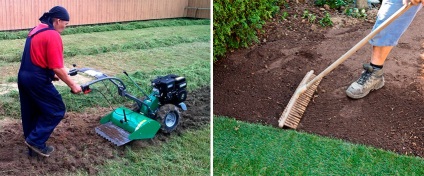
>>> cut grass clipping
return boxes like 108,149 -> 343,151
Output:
0,19 -> 210,40
0,25 -> 210,63
68,42 -> 210,76
0,42 -> 209,83
214,117 -> 424,175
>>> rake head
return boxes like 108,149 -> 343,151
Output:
279,70 -> 321,129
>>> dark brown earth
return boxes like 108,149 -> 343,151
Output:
214,2 -> 424,157
0,86 -> 210,175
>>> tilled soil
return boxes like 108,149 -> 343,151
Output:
214,2 -> 424,157
0,86 -> 210,175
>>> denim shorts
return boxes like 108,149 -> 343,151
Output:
369,0 -> 422,46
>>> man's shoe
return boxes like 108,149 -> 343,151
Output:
346,63 -> 384,99
24,140 -> 54,157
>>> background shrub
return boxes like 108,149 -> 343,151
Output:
213,0 -> 283,61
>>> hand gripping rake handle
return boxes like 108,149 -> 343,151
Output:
280,3 -> 413,127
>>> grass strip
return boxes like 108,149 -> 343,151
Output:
0,18 -> 210,40
63,35 -> 210,58
213,116 -> 424,175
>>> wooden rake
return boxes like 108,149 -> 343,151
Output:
279,3 -> 413,129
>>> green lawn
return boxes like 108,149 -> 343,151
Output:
0,25 -> 210,62
0,42 -> 210,82
214,116 -> 424,175
67,42 -> 210,75
0,19 -> 209,40
93,125 -> 210,176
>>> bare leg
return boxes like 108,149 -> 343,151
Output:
370,46 -> 393,65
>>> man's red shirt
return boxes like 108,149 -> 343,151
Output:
28,24 -> 64,69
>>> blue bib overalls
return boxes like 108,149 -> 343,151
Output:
17,27 -> 66,151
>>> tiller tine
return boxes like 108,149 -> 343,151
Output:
96,107 -> 161,146
95,122 -> 132,146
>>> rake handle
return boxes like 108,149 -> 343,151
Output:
303,3 -> 412,91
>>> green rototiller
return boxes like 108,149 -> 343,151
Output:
68,65 -> 187,146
